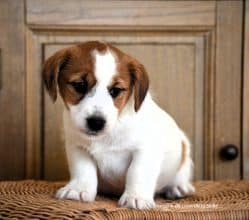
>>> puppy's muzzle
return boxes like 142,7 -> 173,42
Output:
86,115 -> 106,133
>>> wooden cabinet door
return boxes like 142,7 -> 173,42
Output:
25,0 -> 243,180
0,0 -> 25,180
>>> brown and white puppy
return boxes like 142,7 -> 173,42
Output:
43,41 -> 195,209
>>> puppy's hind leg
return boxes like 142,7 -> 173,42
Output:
164,135 -> 195,200
164,159 -> 195,199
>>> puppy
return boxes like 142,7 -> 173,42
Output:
42,41 -> 195,209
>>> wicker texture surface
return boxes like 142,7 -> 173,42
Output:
0,180 -> 249,219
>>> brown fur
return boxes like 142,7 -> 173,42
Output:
42,41 -> 149,113
108,44 -> 149,112
178,140 -> 187,171
128,59 -> 149,112
43,41 -> 107,105
108,73 -> 132,114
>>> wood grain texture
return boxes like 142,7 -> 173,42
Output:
203,30 -> 216,180
243,1 -> 249,179
44,94 -> 68,180
25,29 -> 43,179
0,0 -> 25,180
0,49 -> 2,90
26,0 -> 216,27
214,1 -> 243,179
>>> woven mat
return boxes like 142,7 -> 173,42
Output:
0,180 -> 249,219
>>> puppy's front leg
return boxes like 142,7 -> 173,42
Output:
56,146 -> 97,202
119,150 -> 163,209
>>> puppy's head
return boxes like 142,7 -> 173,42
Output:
43,41 -> 149,139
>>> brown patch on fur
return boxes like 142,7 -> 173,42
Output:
42,48 -> 68,101
128,59 -> 149,112
42,41 -> 107,105
108,44 -> 149,113
108,74 -> 132,114
43,41 -> 149,113
178,140 -> 187,171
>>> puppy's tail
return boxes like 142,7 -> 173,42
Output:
178,131 -> 193,177
180,131 -> 191,159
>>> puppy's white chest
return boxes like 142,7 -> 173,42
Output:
93,150 -> 131,193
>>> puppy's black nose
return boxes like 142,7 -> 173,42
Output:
86,116 -> 106,132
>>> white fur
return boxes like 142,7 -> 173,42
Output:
56,50 -> 195,209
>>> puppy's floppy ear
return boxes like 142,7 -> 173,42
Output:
128,59 -> 149,112
42,49 -> 70,102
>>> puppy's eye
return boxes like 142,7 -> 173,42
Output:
109,87 -> 124,98
70,81 -> 87,94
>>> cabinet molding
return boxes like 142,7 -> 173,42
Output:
0,0 -> 25,180
26,0 -> 216,27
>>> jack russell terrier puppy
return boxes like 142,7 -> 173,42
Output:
42,41 -> 195,209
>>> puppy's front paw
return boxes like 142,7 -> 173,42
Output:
55,181 -> 96,202
118,192 -> 155,209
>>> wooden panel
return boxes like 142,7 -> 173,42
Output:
26,29 -> 43,179
0,0 -> 25,180
26,0 -> 216,27
214,1 -> 243,179
26,31 -> 211,180
25,1 -> 243,181
44,92 -> 68,180
25,0 -> 217,180
243,1 -> 249,179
